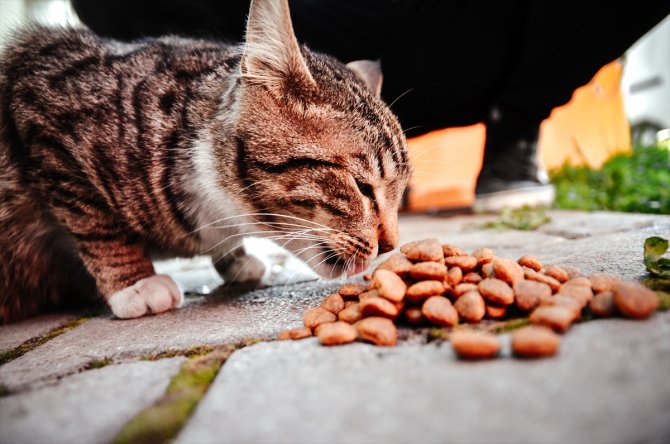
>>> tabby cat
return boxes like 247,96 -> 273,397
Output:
0,0 -> 410,322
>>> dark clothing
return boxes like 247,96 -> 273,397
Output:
72,0 -> 670,137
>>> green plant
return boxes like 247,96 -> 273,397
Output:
478,205 -> 551,231
550,145 -> 670,214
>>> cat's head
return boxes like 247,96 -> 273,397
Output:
227,0 -> 411,278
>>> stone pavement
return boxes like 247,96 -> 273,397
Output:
1,210 -> 669,444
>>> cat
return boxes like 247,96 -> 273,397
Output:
0,0 -> 410,323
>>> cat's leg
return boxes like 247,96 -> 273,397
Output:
212,244 -> 266,285
0,187 -> 98,322
74,237 -> 183,319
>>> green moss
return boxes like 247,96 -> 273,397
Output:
85,357 -> 112,370
0,384 -> 8,397
476,206 -> 551,231
113,345 -> 237,444
0,317 -> 89,365
142,345 -> 215,361
493,317 -> 530,333
656,291 -> 670,311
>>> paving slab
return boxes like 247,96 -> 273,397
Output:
0,313 -> 76,353
0,357 -> 184,444
2,211 -> 666,391
537,210 -> 662,239
0,280 -> 339,391
176,311 -> 670,444
397,211 -> 670,280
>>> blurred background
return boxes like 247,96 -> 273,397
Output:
1,0 -> 668,214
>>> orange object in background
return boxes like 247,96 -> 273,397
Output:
404,61 -> 631,212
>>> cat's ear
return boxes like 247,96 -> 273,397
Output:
346,60 -> 383,97
241,0 -> 315,90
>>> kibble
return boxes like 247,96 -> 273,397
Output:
401,238 -> 444,262
485,304 -> 507,319
371,269 -> 407,302
422,296 -> 459,327
529,306 -> 575,332
338,302 -> 363,323
478,278 -> 515,305
590,291 -> 616,317
356,317 -> 397,346
376,253 -> 413,277
589,273 -> 621,293
612,281 -> 658,319
316,322 -> 357,345
409,261 -> 447,281
541,295 -> 582,320
544,266 -> 569,283
443,244 -> 468,257
406,280 -> 445,303
453,283 -> 478,297
524,268 -> 562,293
558,283 -> 594,309
283,238 -> 659,362
445,266 -> 463,287
454,290 -> 485,323
338,283 -> 368,298
404,306 -> 424,325
472,247 -> 495,265
303,307 -> 337,330
358,289 -> 380,300
278,326 -> 312,340
514,280 -> 552,312
518,255 -> 543,272
360,297 -> 399,318
512,326 -> 561,358
321,293 -> 345,314
463,272 -> 483,284
450,330 -> 501,359
493,258 -> 525,285
444,255 -> 478,272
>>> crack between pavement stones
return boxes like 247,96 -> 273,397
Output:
111,338 -> 262,444
0,317 -> 90,366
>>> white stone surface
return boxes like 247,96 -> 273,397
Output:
177,312 -> 670,444
0,358 -> 184,444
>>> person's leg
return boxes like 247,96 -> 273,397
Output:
71,0 -> 393,59
71,0 -> 250,42
474,2 -> 670,211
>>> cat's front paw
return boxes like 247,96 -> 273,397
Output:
214,254 -> 266,286
108,275 -> 183,319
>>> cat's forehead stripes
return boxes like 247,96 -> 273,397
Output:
302,52 -> 410,183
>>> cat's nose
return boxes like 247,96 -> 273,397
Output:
377,223 -> 399,254
378,239 -> 395,254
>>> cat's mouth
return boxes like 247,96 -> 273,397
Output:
317,248 -> 372,278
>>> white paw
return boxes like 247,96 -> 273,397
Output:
108,275 -> 183,319
218,254 -> 266,285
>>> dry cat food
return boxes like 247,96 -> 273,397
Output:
278,238 -> 662,359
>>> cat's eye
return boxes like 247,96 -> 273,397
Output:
355,180 -> 376,203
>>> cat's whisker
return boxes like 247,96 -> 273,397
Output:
198,221 -> 334,238
387,86 -> 417,109
186,211 -> 338,237
402,125 -> 428,134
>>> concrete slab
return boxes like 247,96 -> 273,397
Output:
0,280 -> 339,391
0,314 -> 76,353
176,311 -> 670,444
3,211 -> 666,391
0,357 -> 184,444
538,210 -> 663,239
396,211 -> 670,280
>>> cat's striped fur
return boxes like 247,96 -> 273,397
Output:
0,0 -> 410,322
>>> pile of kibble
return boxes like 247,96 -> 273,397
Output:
278,238 -> 659,359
